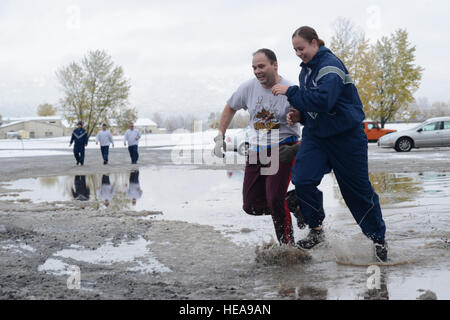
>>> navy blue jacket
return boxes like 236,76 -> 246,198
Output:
70,128 -> 88,147
286,46 -> 365,138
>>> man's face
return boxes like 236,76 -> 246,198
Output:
77,124 -> 82,129
130,124 -> 134,130
102,125 -> 107,131
292,36 -> 319,64
252,53 -> 278,88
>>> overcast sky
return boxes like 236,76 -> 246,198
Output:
0,0 -> 449,119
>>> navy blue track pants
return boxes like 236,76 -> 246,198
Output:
101,146 -> 109,162
128,145 -> 139,164
292,125 -> 386,244
73,145 -> 85,165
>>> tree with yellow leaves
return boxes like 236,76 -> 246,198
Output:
330,18 -> 378,117
330,19 -> 423,128
371,29 -> 423,127
37,103 -> 57,116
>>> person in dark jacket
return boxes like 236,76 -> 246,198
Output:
71,175 -> 90,201
272,26 -> 387,262
69,121 -> 89,166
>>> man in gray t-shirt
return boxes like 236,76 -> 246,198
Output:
213,48 -> 304,245
227,77 -> 300,148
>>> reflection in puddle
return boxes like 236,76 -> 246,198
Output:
72,176 -> 90,201
2,168 -> 449,299
126,170 -> 142,207
3,169 -> 450,230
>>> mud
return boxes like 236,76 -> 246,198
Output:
0,146 -> 449,300
255,240 -> 311,266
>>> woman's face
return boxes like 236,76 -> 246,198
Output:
292,36 -> 319,64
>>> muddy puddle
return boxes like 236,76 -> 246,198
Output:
1,168 -> 449,299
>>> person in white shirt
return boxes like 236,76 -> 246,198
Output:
123,123 -> 141,164
96,123 -> 114,165
97,174 -> 115,207
126,170 -> 143,206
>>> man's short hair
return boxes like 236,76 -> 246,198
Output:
102,123 -> 107,127
253,48 -> 277,65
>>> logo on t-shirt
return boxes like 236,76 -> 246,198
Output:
253,96 -> 281,131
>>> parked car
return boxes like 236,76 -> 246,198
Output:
362,121 -> 396,142
225,128 -> 250,155
378,117 -> 450,152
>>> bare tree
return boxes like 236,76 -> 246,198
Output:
57,50 -> 134,137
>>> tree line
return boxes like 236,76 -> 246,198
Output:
330,18 -> 424,127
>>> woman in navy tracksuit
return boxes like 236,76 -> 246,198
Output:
272,26 -> 387,262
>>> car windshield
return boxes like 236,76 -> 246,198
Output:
413,122 -> 428,130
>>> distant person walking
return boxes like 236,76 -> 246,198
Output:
96,123 -> 114,165
124,123 -> 141,164
69,121 -> 88,166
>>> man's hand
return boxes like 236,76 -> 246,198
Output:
272,84 -> 289,96
96,142 -> 98,145
69,143 -> 72,147
287,108 -> 301,125
124,142 -> 127,147
213,134 -> 226,158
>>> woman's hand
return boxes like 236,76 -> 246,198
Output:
272,84 -> 289,96
287,108 -> 301,125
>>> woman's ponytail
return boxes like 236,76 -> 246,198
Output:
292,26 -> 325,47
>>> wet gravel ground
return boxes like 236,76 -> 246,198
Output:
0,145 -> 449,300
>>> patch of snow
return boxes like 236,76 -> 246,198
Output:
51,237 -> 171,274
2,242 -> 36,253
37,258 -> 71,276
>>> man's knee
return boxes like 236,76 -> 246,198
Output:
242,203 -> 270,216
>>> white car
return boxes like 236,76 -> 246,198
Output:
378,117 -> 450,152
225,128 -> 250,155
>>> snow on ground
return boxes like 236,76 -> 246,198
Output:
0,150 -> 71,158
0,124 -> 426,158
0,129 -> 228,157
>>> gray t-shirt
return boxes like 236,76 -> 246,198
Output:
227,77 -> 301,147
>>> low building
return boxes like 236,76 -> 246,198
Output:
134,118 -> 158,134
0,116 -> 70,139
0,116 -> 165,139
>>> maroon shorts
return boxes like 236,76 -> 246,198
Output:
242,147 -> 295,244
